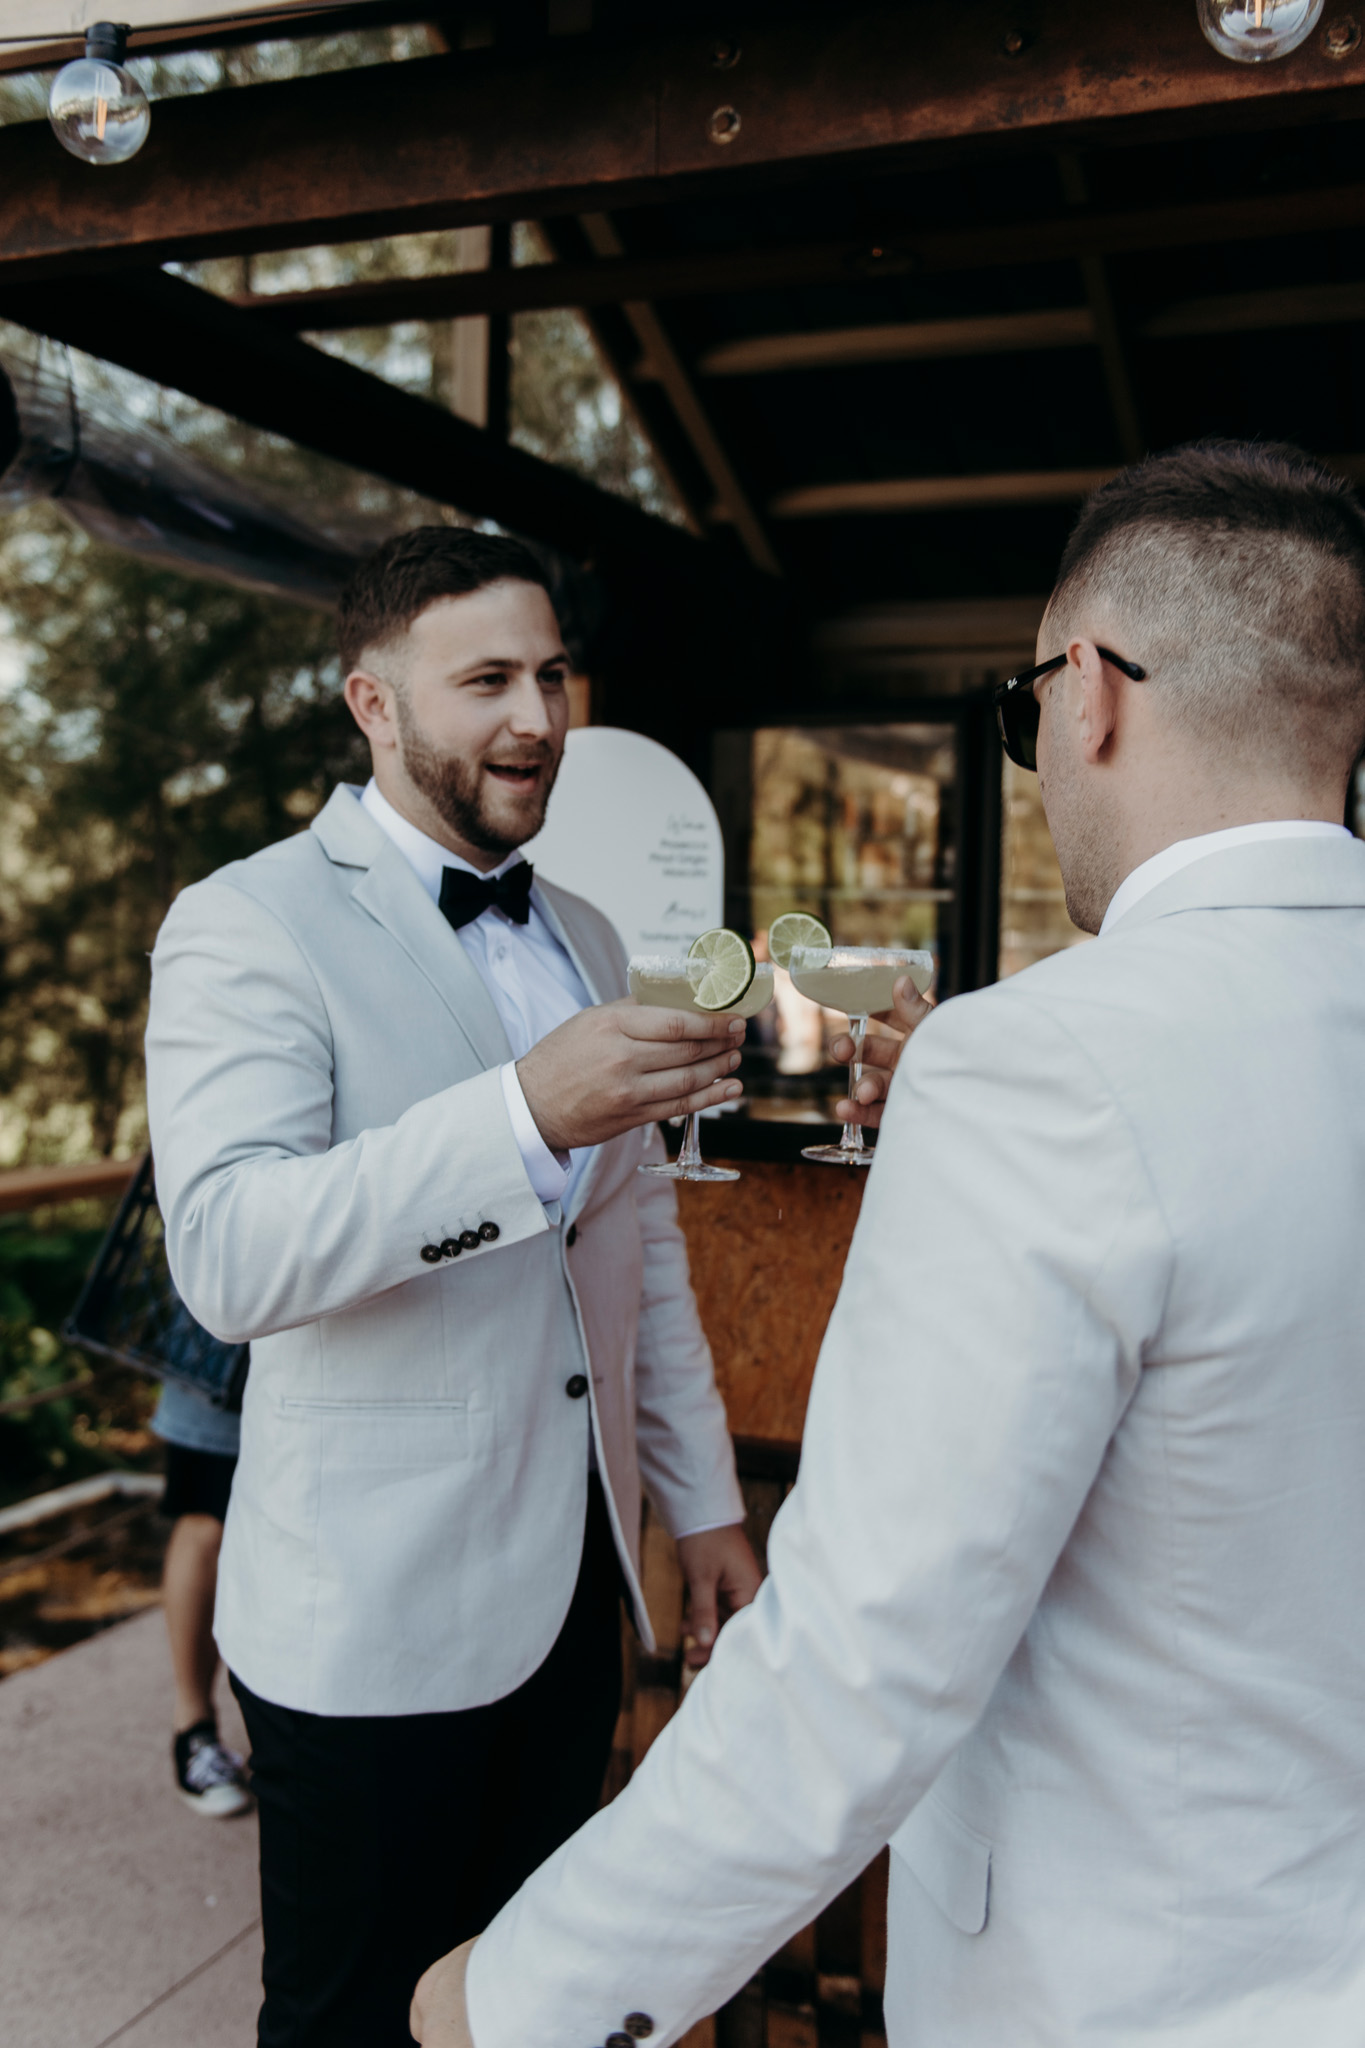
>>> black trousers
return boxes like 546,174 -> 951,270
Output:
231,1477 -> 623,2048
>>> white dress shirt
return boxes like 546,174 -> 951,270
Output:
1100,817 -> 1353,934
358,779 -> 590,1207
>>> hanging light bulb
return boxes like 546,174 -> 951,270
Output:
1197,0 -> 1325,60
48,22 -> 150,165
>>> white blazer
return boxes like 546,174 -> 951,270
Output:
145,786 -> 742,1716
466,833 -> 1365,2048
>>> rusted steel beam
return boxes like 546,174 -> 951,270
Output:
2,1 -> 1365,284
0,268 -> 710,577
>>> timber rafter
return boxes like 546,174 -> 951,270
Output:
0,268 -> 709,578
226,181 -> 1365,329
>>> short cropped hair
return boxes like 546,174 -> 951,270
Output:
1048,440 -> 1365,775
337,526 -> 553,672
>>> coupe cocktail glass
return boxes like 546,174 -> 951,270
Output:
627,954 -> 775,1183
787,945 -> 934,1166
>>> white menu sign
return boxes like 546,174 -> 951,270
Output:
522,726 -> 723,957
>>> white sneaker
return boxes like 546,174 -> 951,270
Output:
174,1720 -> 252,1818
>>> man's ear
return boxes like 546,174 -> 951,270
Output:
1067,638 -> 1120,765
343,668 -> 399,754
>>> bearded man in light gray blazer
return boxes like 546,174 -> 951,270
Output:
145,527 -> 760,2048
414,440 -> 1365,2048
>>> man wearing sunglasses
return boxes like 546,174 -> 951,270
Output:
413,439 -> 1365,2048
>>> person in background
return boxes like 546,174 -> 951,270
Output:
151,1379 -> 251,1818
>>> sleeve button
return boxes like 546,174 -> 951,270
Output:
607,2035 -> 636,2048
478,1220 -> 500,1243
458,1230 -> 480,1252
419,1244 -> 443,1264
625,2019 -> 654,2040
565,1374 -> 589,1400
439,1239 -> 461,1259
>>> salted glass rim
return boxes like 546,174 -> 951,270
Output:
628,954 -> 708,989
787,944 -> 936,965
628,953 -> 775,975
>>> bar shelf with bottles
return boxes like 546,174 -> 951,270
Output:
706,715 -> 977,1151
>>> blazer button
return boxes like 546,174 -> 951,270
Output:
624,2018 -> 654,2039
565,1374 -> 589,1400
458,1230 -> 480,1252
478,1221 -> 500,1243
565,1223 -> 578,1248
419,1245 -> 443,1264
439,1239 -> 461,1259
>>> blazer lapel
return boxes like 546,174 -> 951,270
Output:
530,877 -> 624,1008
313,786 -> 512,1070
531,878 -> 630,1221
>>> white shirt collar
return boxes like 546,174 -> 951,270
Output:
1100,819 -> 1353,935
357,778 -> 526,906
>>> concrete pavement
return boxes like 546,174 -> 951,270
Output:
0,1607 -> 262,2047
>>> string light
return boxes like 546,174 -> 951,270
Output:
48,22 -> 151,165
1197,0 -> 1325,61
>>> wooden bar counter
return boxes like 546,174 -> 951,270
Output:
674,1147 -> 866,1455
664,1115 -> 869,1455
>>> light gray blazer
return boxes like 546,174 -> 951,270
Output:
145,786 -> 742,1716
466,834 -> 1365,2048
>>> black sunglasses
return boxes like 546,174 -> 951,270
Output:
995,648 -> 1147,771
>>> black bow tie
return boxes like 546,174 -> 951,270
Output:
438,861 -> 535,932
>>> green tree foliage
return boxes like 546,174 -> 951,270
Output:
0,506 -> 361,1165
510,304 -> 682,523
0,1207 -> 136,1506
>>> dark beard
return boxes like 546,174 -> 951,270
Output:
395,697 -> 558,858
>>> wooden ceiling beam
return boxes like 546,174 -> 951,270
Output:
1055,151 -> 1143,464
228,179 -> 1365,330
4,0 -> 1365,284
771,471 -> 1120,518
0,268 -> 709,579
577,212 -> 781,578
697,310 -> 1098,376
696,280 -> 1365,375
772,455 -> 1365,519
527,218 -> 712,542
1143,278 -> 1365,336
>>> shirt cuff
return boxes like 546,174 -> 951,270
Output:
500,1061 -> 571,1205
673,1519 -> 745,1540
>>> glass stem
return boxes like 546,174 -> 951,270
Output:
676,1112 -> 703,1173
841,1016 -> 868,1156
